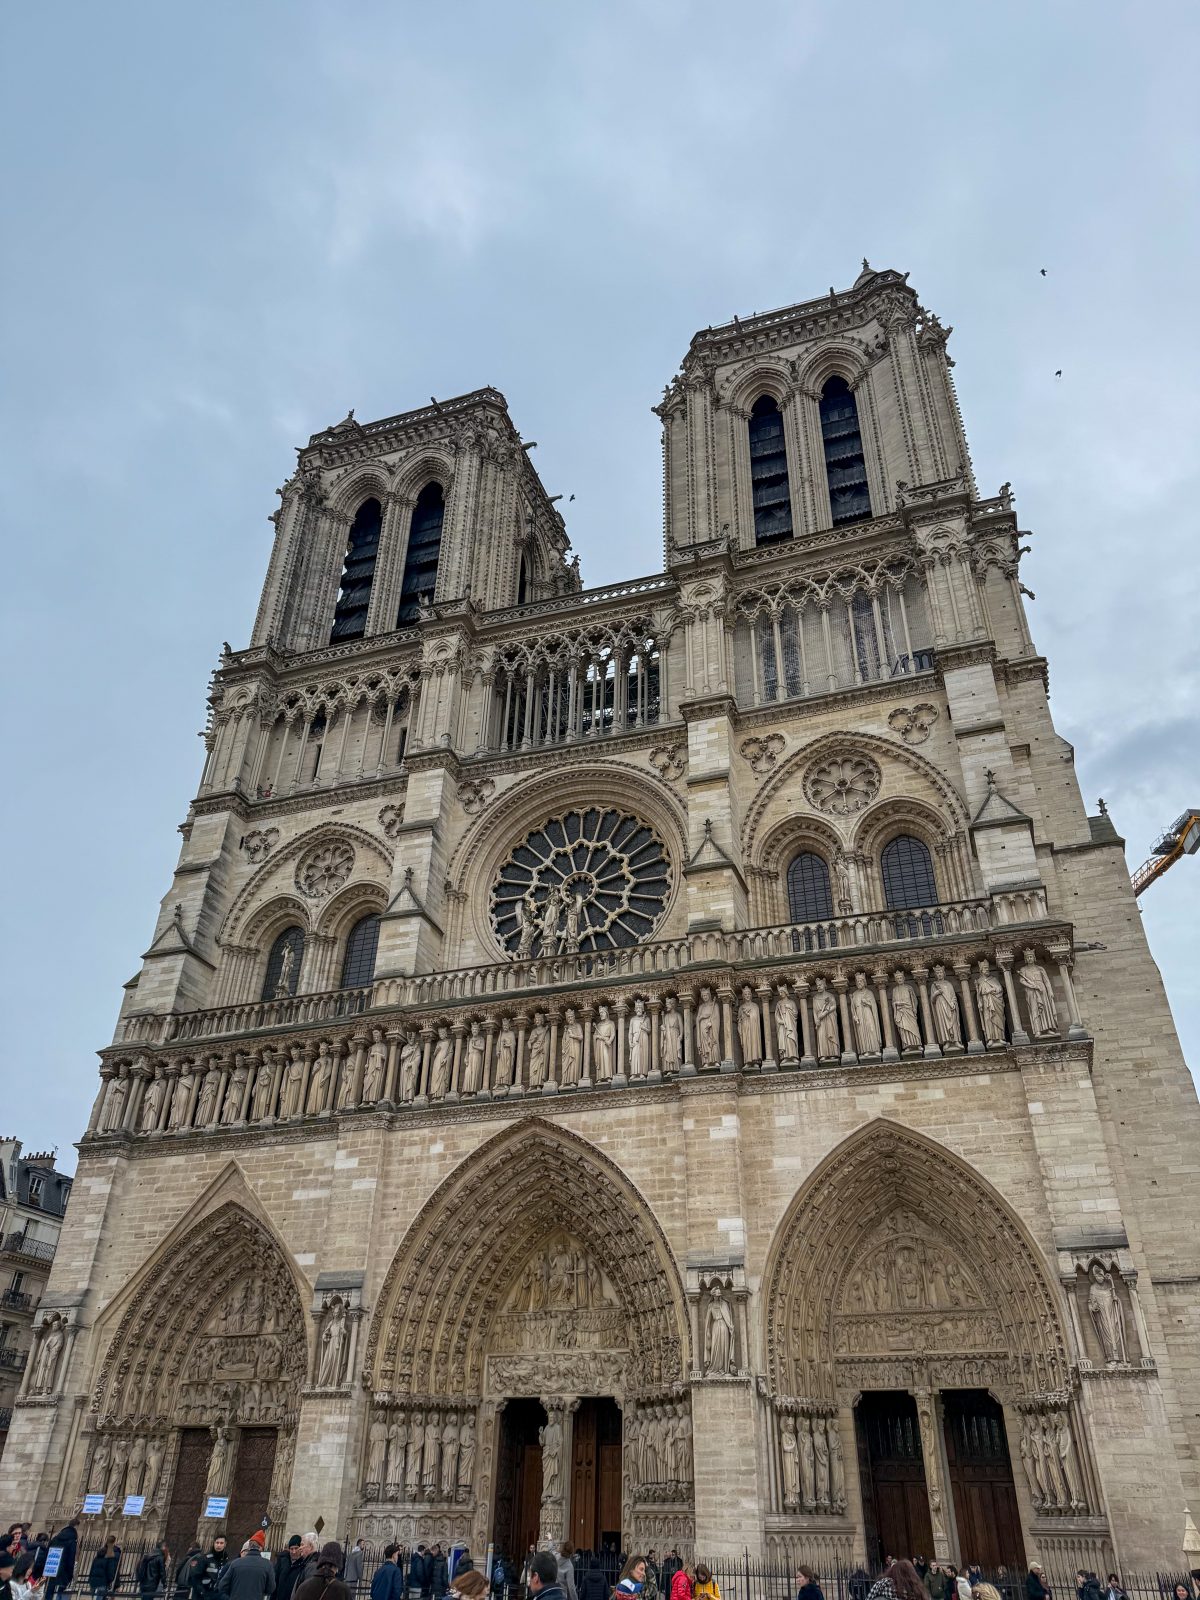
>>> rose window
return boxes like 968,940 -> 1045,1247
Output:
296,840 -> 355,899
491,808 -> 671,956
803,753 -> 882,816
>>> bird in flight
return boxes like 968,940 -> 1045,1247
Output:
1055,369 -> 1062,378
1040,268 -> 1048,276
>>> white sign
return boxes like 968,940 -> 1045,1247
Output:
204,1495 -> 230,1519
82,1494 -> 106,1515
123,1495 -> 146,1517
43,1550 -> 64,1578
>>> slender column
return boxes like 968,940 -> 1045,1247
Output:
943,556 -> 965,640
796,979 -> 816,1066
954,962 -> 984,1054
297,1043 -> 315,1115
1050,944 -> 1087,1039
333,703 -> 353,782
546,670 -> 558,743
375,697 -> 396,777
483,1019 -> 498,1098
912,965 -> 942,1059
501,674 -> 513,750
247,717 -> 272,796
870,592 -> 888,678
749,619 -> 762,704
995,947 -> 1029,1043
873,969 -> 898,1060
513,1012 -> 529,1096
718,985 -> 736,1069
756,983 -> 777,1071
123,1059 -> 151,1132
613,998 -> 629,1087
289,719 -> 309,791
913,1389 -> 953,1561
448,1023 -> 465,1102
796,604 -> 811,695
771,613 -> 786,700
322,1041 -> 342,1113
680,992 -> 696,1076
845,601 -> 863,685
183,1062 -> 202,1129
897,584 -> 917,671
580,1004 -> 594,1088
520,672 -> 535,748
544,1011 -> 559,1095
820,603 -> 838,691
382,1028 -> 403,1106
156,1065 -> 178,1132
834,977 -> 857,1064
269,719 -> 290,794
416,1027 -> 435,1106
210,1059 -> 232,1128
238,1053 -> 257,1122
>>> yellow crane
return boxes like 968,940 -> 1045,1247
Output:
1131,808 -> 1200,897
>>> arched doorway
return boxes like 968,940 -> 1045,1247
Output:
763,1121 -> 1095,1567
361,1120 -> 693,1557
83,1201 -> 308,1554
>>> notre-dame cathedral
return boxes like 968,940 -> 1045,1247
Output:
4,265 -> 1198,1573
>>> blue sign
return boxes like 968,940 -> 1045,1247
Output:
204,1495 -> 230,1519
123,1495 -> 146,1517
43,1549 -> 64,1578
82,1494 -> 106,1515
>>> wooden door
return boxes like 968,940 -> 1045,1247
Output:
516,1441 -> 543,1556
570,1404 -> 599,1551
164,1428 -> 214,1559
855,1394 -> 934,1566
224,1428 -> 278,1547
942,1392 -> 1024,1568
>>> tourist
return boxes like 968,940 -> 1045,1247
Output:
408,1547 -> 430,1600
11,1552 -> 38,1600
965,1569 -> 983,1591
867,1559 -> 927,1600
925,1568 -> 947,1600
1025,1569 -> 1051,1600
693,1568 -> 719,1600
1075,1576 -> 1102,1600
556,1546 -> 578,1600
452,1577 -> 489,1600
276,1540 -> 306,1600
954,1570 -> 972,1600
138,1543 -> 171,1600
89,1536 -> 121,1600
345,1542 -> 367,1593
41,1519 -> 79,1600
971,1584 -> 1002,1600
580,1557 -> 607,1600
217,1540 -> 276,1600
796,1565 -> 824,1600
174,1545 -> 204,1600
429,1546 -> 450,1600
668,1564 -> 693,1600
296,1545 -> 349,1600
913,1564 -> 928,1585
616,1558 -> 648,1600
0,1547 -> 16,1600
526,1553 -> 565,1600
1102,1575 -> 1125,1600
373,1546 -> 405,1600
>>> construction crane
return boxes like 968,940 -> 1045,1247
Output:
1131,808 -> 1200,897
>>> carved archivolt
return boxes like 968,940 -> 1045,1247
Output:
90,1199 -> 308,1429
762,1120 -> 1069,1405
218,822 -> 393,946
364,1119 -> 689,1400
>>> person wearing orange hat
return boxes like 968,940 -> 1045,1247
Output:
215,1537 -> 275,1600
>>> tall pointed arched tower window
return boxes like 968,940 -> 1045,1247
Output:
329,497 -> 382,642
819,376 -> 872,525
748,395 -> 793,544
397,482 -> 445,626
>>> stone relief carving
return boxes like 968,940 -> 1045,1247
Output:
242,827 -> 280,863
28,1311 -> 68,1396
1087,1263 -> 1128,1366
1018,1404 -> 1087,1515
840,1214 -> 983,1318
777,1409 -> 846,1515
458,777 -> 496,816
887,704 -> 938,745
629,1396 -> 693,1503
363,1400 -> 478,1505
649,742 -> 686,783
487,1350 -> 629,1396
803,752 -> 881,816
296,840 -> 356,899
1018,947 -> 1059,1038
741,733 -> 785,775
379,803 -> 405,841
315,1294 -> 352,1388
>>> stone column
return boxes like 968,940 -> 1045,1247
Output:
87,1066 -> 116,1135
580,1004 -> 594,1089
648,996 -> 663,1083
544,1011 -> 560,1095
796,978 -> 816,1066
912,1387 -> 952,1561
717,984 -> 736,1070
382,1028 -> 403,1106
756,983 -> 778,1071
613,999 -> 629,1088
680,991 -> 696,1076
954,962 -> 984,1055
834,977 -> 857,1064
912,965 -> 942,1059
1048,941 -> 1088,1039
995,946 -> 1029,1043
874,969 -> 898,1059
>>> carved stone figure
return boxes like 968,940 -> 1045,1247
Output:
1020,1420 -> 1045,1507
703,1288 -> 735,1375
143,1435 -> 165,1505
463,1021 -> 486,1095
207,1424 -> 234,1495
1088,1263 -> 1128,1364
780,1415 -> 800,1507
513,892 -> 536,960
363,1029 -> 388,1102
696,986 -> 721,1066
458,1412 -> 476,1489
1057,1412 -> 1085,1509
125,1434 -> 146,1497
103,1076 -> 128,1133
540,1412 -> 563,1500
387,1414 -> 408,1495
559,889 -> 584,955
628,998 -> 651,1076
405,1411 -> 423,1497
430,1027 -> 454,1098
274,941 -> 296,998
813,977 -> 840,1058
538,886 -> 563,954
774,983 -> 799,1060
440,1417 -> 460,1497
195,1064 -> 222,1126
422,1412 -> 440,1492
278,1051 -> 305,1118
827,1416 -> 845,1509
494,1021 -> 516,1089
813,1412 -> 830,1504
891,970 -> 923,1051
140,1072 -> 167,1132
317,1297 -> 349,1386
400,1031 -> 422,1100
737,985 -> 761,1063
250,1054 -> 278,1120
306,1042 -> 334,1113
850,972 -> 882,1055
367,1416 -> 388,1487
799,1415 -> 816,1507
29,1314 -> 65,1395
89,1435 -> 111,1496
1041,1416 -> 1067,1507
1019,948 -> 1059,1037
929,965 -> 962,1047
222,1060 -> 249,1124
561,1008 -> 583,1085
527,1012 -> 549,1088
975,959 -> 1007,1046
660,995 -> 684,1071
593,1005 -> 616,1081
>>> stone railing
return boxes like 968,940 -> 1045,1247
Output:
121,984 -> 371,1046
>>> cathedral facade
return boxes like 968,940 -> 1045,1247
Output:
5,267 -> 1198,1572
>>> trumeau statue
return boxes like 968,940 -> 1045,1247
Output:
703,1287 -> 736,1375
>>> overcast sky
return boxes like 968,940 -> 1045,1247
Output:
2,1 -> 1197,1171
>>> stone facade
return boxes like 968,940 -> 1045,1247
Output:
0,1142 -> 72,1457
3,266 -> 1197,1570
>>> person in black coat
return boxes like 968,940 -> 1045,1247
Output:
89,1539 -> 121,1599
1026,1569 -> 1050,1600
174,1549 -> 203,1600
1074,1575 -> 1102,1600
42,1522 -> 79,1600
408,1548 -> 430,1599
796,1566 -> 824,1600
428,1548 -> 449,1600
138,1546 -> 170,1600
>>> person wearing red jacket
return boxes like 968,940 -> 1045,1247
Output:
669,1566 -> 694,1600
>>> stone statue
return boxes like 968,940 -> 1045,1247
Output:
405,1410 -> 423,1497
195,1064 -> 222,1126
891,970 -> 923,1051
494,1020 -> 516,1089
250,1055 -> 278,1120
559,889 -> 584,955
463,1021 -> 486,1094
439,1417 -> 460,1497
780,1416 -> 800,1507
306,1043 -> 334,1113
540,1412 -> 563,1500
221,1060 -> 248,1124
88,1435 -> 111,1496
29,1314 -> 65,1395
387,1414 -> 408,1495
593,1005 -> 616,1081
660,995 -> 684,1071
515,889 -> 538,959
430,1027 -> 453,1098
696,986 -> 721,1066
169,1066 -> 195,1128
737,985 -> 761,1064
207,1424 -> 233,1495
703,1287 -> 735,1374
107,1436 -> 130,1499
1020,1420 -> 1045,1507
1018,948 -> 1059,1037
400,1031 -> 423,1100
929,965 -> 962,1047
974,959 -> 1007,1046
336,1045 -> 360,1111
1057,1411 -> 1085,1509
561,1008 -> 583,1084
103,1076 -> 127,1133
799,1415 -> 816,1508
140,1072 -> 167,1132
1088,1263 -> 1128,1364
538,886 -> 563,955
774,983 -> 799,1060
834,851 -> 853,907
125,1434 -> 146,1497
317,1298 -> 348,1386
278,1051 -> 305,1118
366,1416 -> 388,1487
813,977 -> 840,1059
813,1412 -> 830,1504
274,941 -> 296,998
422,1411 -> 440,1493
527,1012 -> 549,1089
1040,1416 -> 1067,1507
143,1435 -> 165,1505
628,998 -> 651,1076
849,972 -> 882,1055
458,1413 -> 476,1489
827,1416 -> 845,1509
363,1029 -> 388,1102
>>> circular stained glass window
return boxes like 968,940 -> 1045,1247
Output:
491,808 -> 672,957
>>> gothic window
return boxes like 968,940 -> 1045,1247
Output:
517,553 -> 530,606
882,835 -> 938,909
262,926 -> 305,1000
787,850 -> 836,951
397,482 -> 445,626
748,395 -> 793,544
820,376 -> 872,525
330,498 -> 382,642
340,913 -> 381,989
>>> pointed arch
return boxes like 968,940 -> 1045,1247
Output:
364,1118 -> 690,1398
91,1180 -> 310,1425
762,1120 -> 1069,1405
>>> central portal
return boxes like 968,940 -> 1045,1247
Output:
494,1398 -> 546,1564
569,1397 -> 623,1555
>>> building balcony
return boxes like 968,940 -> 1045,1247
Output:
0,1407 -> 12,1432
0,1231 -> 56,1267
0,1342 -> 29,1366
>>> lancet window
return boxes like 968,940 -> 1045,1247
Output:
340,913 -> 381,989
882,834 -> 944,938
820,375 -> 872,525
262,926 -> 305,1000
397,482 -> 445,625
491,623 -> 662,752
748,394 -> 793,544
330,497 -> 383,642
787,850 -> 836,951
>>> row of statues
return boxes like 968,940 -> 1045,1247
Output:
628,1400 -> 693,1496
363,1406 -> 477,1503
510,884 -> 589,959
99,949 -> 1066,1135
86,1431 -> 168,1505
779,1412 -> 847,1514
1018,1409 -> 1086,1514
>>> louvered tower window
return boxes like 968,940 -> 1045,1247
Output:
330,498 -> 383,642
340,913 -> 381,989
881,835 -> 938,909
820,376 -> 872,525
262,926 -> 305,1000
397,482 -> 445,626
748,395 -> 793,544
